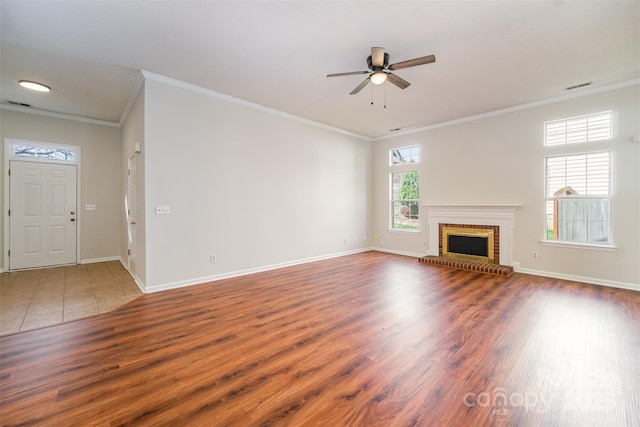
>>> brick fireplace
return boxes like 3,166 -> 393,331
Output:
420,205 -> 520,275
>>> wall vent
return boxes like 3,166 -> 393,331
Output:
565,81 -> 592,91
7,100 -> 31,107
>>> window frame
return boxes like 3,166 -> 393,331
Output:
544,110 -> 612,146
6,139 -> 80,165
388,145 -> 421,232
543,150 -> 614,248
390,145 -> 420,166
390,170 -> 420,232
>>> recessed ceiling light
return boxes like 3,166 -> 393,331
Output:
19,80 -> 51,92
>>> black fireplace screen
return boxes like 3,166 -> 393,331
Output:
447,235 -> 489,257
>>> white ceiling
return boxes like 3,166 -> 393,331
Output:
1,1 -> 639,139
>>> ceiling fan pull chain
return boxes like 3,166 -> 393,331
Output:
371,83 -> 374,105
384,82 -> 387,109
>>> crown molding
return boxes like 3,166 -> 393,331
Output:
4,74 -> 637,139
140,70 -> 373,141
119,71 -> 146,127
374,78 -> 640,141
0,103 -> 120,128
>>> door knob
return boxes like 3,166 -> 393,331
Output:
130,221 -> 136,225
70,218 -> 75,222
70,211 -> 75,215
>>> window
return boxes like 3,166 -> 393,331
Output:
389,146 -> 420,231
13,145 -> 75,161
544,111 -> 612,146
7,140 -> 78,164
545,152 -> 611,244
391,171 -> 419,230
390,145 -> 419,165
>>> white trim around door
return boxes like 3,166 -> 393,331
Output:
3,138 -> 82,271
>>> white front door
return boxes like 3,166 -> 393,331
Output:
9,161 -> 77,269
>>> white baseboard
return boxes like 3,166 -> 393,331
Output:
8,252 -> 636,294
117,257 -> 146,293
145,248 -> 371,293
373,247 -> 425,258
1,258 -> 119,272
80,256 -> 121,264
512,262 -> 640,292
131,276 -> 145,293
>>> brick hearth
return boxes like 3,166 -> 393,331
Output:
418,255 -> 514,277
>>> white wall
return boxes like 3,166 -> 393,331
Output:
372,85 -> 640,288
142,77 -> 372,291
0,109 -> 123,269
4,81 -> 636,290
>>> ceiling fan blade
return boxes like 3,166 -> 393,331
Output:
387,73 -> 411,90
350,78 -> 371,95
371,47 -> 385,68
389,54 -> 436,70
326,71 -> 369,78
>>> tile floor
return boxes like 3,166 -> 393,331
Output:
0,261 -> 142,336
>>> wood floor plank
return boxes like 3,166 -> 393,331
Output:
1,251 -> 639,426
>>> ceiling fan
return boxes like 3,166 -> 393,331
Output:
327,47 -> 436,95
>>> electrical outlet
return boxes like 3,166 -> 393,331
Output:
532,251 -> 538,259
156,205 -> 171,215
210,255 -> 216,263
85,204 -> 96,211
380,240 -> 384,246
364,235 -> 367,241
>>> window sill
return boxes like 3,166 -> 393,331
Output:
540,240 -> 617,252
389,228 -> 421,234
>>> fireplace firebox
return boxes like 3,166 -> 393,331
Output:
441,225 -> 497,263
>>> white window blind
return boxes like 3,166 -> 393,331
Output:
545,152 -> 611,244
544,111 -> 612,146
546,152 -> 610,197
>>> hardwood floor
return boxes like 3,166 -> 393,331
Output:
1,252 -> 638,426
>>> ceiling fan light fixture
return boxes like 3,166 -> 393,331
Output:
19,80 -> 51,92
328,47 -> 435,95
370,71 -> 387,85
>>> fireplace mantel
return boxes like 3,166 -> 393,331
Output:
422,204 -> 521,265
